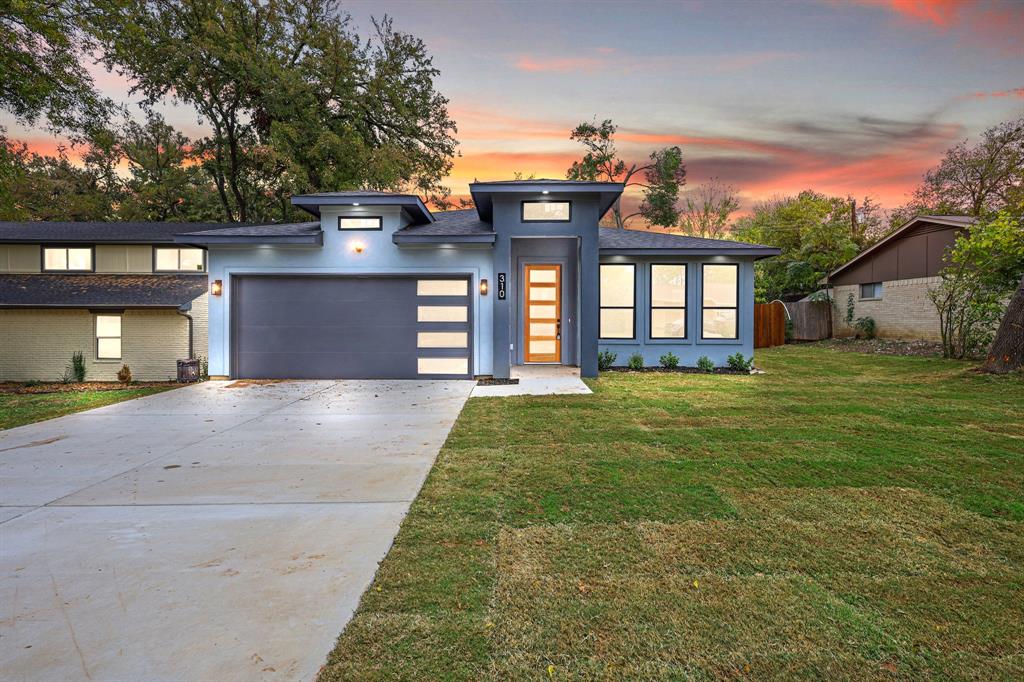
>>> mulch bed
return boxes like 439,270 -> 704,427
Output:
0,381 -> 182,395
476,378 -> 520,386
818,338 -> 948,358
603,366 -> 757,375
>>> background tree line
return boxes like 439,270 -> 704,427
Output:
0,0 -> 458,223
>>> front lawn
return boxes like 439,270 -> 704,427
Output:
320,345 -> 1024,680
0,385 -> 177,430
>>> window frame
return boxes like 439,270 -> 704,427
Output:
153,246 -> 207,273
700,263 -> 740,341
859,282 -> 883,300
599,263 -> 636,340
520,200 -> 572,223
42,245 -> 94,272
337,215 -> 383,231
95,313 -> 122,360
649,263 -> 687,340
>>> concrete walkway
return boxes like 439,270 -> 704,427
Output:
0,379 -> 473,681
471,365 -> 593,397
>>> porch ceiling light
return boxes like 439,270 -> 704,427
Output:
211,279 -> 223,296
542,190 -> 550,194
352,202 -> 360,206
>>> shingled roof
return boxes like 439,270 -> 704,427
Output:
175,222 -> 322,245
0,274 -> 208,308
392,209 -> 495,243
599,228 -> 781,257
0,222 -> 243,244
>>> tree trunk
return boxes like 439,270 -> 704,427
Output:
982,273 -> 1024,373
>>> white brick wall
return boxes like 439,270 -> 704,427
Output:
0,308 -> 201,381
832,276 -> 943,341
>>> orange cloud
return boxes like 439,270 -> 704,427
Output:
970,87 -> 1024,98
869,0 -> 963,27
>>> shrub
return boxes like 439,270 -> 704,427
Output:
784,318 -> 794,343
117,364 -> 133,384
854,316 -> 877,339
627,353 -> 644,370
727,352 -> 753,371
59,367 -> 73,384
659,352 -> 680,369
696,355 -> 715,373
25,379 -> 41,388
71,351 -> 86,382
198,355 -> 209,380
597,349 -> 617,371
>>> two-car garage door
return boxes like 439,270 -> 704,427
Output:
231,275 -> 472,379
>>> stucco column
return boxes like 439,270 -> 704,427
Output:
579,235 -> 599,377
492,236 -> 512,378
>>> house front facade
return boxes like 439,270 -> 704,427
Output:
0,223 -> 211,382
827,215 -> 976,341
177,180 -> 779,380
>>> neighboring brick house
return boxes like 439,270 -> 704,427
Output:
0,223 -> 214,382
827,215 -> 976,341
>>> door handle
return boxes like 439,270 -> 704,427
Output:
556,319 -> 561,340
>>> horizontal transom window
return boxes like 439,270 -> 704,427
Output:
417,332 -> 468,348
155,247 -> 205,272
338,216 -> 383,230
44,247 -> 92,271
521,201 -> 571,222
417,305 -> 467,322
417,279 -> 468,296
418,357 -> 468,375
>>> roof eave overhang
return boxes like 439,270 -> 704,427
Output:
600,247 -> 782,260
173,233 -> 324,246
469,182 -> 626,221
290,195 -> 435,225
0,303 -> 190,309
0,238 -> 178,245
392,233 -> 496,245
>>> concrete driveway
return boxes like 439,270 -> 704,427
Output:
0,379 -> 473,681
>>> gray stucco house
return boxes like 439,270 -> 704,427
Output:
173,180 -> 779,380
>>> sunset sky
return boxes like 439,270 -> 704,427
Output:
3,0 -> 1023,215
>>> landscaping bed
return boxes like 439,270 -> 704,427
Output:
319,344 -> 1024,681
0,381 -> 182,395
817,337 -> 946,357
603,366 -> 756,375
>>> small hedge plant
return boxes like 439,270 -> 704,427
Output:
659,352 -> 679,369
71,351 -> 86,382
597,349 -> 617,371
627,353 -> 644,370
117,364 -> 133,384
696,355 -> 715,373
726,352 -> 753,372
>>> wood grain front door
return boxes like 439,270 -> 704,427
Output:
524,264 -> 561,363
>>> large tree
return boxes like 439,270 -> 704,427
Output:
733,190 -> 858,301
890,117 -> 1024,228
566,119 -> 686,229
88,0 -> 457,223
0,0 -> 114,133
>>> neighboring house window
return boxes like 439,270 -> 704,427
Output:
338,216 -> 383,230
521,201 -> 571,222
650,264 -> 687,339
155,247 -> 205,272
702,264 -> 739,339
43,247 -> 92,271
96,315 -> 122,359
599,263 -> 635,339
859,282 -> 883,299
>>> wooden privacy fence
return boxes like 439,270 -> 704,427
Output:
754,301 -> 786,348
784,301 -> 833,341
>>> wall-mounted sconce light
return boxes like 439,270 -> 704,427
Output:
351,241 -> 365,254
211,279 -> 223,296
480,278 -> 489,295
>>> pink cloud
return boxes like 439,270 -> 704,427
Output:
513,55 -> 603,73
970,87 -> 1024,99
852,0 -> 1024,55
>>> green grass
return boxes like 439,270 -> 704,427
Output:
320,345 -> 1024,680
0,386 -> 176,430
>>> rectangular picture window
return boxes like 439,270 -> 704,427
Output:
339,216 -> 383,230
701,264 -> 739,339
650,264 -> 686,339
599,263 -> 635,339
859,282 -> 883,299
521,201 -> 571,222
96,314 -> 122,359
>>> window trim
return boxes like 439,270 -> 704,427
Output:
520,200 -> 572,223
153,246 -> 207,273
649,263 -> 687,340
42,245 -> 95,272
599,262 -> 636,340
95,313 -> 122,360
859,282 -> 883,300
700,263 -> 740,341
337,215 -> 383,231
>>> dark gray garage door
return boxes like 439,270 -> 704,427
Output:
232,275 -> 472,379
